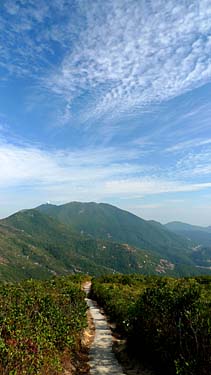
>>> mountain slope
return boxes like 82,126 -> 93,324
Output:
37,202 -> 195,264
165,221 -> 211,247
0,209 -> 186,281
165,221 -> 211,233
1,206 -> 211,282
0,221 -> 68,282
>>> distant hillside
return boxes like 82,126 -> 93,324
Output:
165,221 -> 211,247
165,221 -> 211,233
0,209 -> 188,282
37,202 -> 195,264
1,205 -> 211,282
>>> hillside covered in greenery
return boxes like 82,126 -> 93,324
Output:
37,202 -> 194,263
0,203 -> 211,282
166,221 -> 211,247
0,209 -> 187,282
37,201 -> 211,271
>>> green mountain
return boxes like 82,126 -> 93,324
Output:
0,209 -> 187,282
1,204 -> 211,282
0,220 -> 68,282
165,221 -> 211,233
36,202 -> 195,264
165,221 -> 211,247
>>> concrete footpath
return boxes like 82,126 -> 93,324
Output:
83,282 -> 125,375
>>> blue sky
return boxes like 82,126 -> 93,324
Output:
0,0 -> 211,225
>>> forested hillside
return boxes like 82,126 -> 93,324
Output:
0,209 -> 186,282
0,204 -> 211,282
37,202 -> 195,264
37,201 -> 211,271
166,221 -> 211,247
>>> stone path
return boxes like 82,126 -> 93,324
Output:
83,282 -> 125,375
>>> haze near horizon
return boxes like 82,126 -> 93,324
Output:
0,1 -> 211,225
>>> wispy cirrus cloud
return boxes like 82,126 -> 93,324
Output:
1,1 -> 211,124
176,149 -> 211,177
0,126 -> 210,221
166,138 -> 211,153
0,137 -> 210,203
46,0 -> 211,123
1,1 -> 211,225
0,138 -> 148,189
104,179 -> 211,197
0,0 -> 81,77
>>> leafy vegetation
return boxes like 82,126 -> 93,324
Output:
2,269 -> 211,374
0,210 -> 153,281
37,202 -> 196,265
37,201 -> 211,269
0,275 -> 88,374
91,274 -> 211,375
0,209 -> 196,282
1,205 -> 211,282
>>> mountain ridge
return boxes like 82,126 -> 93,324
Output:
36,201 -> 198,266
1,202 -> 211,282
165,221 -> 211,248
165,221 -> 211,233
0,208 -> 185,281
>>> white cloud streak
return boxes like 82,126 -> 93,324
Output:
0,131 -> 210,221
1,1 -> 211,224
46,0 -> 211,122
0,139 -> 211,201
1,1 -> 211,123
0,139 -> 148,188
166,138 -> 211,153
176,149 -> 211,177
104,179 -> 211,197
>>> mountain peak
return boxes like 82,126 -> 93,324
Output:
1,202 -> 211,282
36,201 -> 194,263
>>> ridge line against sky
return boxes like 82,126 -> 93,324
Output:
0,0 -> 211,225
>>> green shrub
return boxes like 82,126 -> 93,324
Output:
0,276 -> 87,374
91,275 -> 211,375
